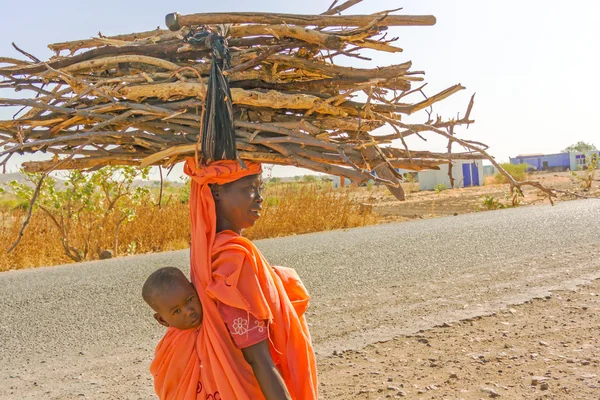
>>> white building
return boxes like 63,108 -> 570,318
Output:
418,160 -> 484,191
569,151 -> 600,171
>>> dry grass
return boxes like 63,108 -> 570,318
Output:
0,202 -> 191,272
245,183 -> 379,240
0,183 -> 379,271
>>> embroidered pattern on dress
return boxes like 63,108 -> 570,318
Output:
230,317 -> 266,335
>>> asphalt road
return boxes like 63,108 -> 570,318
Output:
1,200 -> 599,399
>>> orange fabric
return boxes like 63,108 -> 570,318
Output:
150,158 -> 318,400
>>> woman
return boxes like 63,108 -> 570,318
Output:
151,158 -> 318,400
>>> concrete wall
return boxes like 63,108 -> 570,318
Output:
510,153 -> 570,170
483,165 -> 498,176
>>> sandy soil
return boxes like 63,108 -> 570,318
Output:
360,171 -> 600,222
319,278 -> 600,399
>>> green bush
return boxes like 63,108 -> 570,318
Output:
494,163 -> 529,183
434,183 -> 447,193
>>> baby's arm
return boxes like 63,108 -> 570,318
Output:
242,340 -> 291,400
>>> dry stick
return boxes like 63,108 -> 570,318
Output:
372,144 -> 404,180
325,0 -> 339,12
157,166 -> 164,209
7,144 -> 86,253
0,152 -> 13,173
0,57 -> 31,66
337,147 -> 398,187
267,54 -> 412,80
11,43 -> 41,63
225,45 -> 287,76
399,121 -> 560,204
322,0 -> 363,15
48,28 -> 169,52
228,25 -> 343,50
42,62 -> 116,104
61,55 -> 181,74
373,111 -> 412,162
173,12 -> 437,28
6,173 -> 47,253
551,190 -> 600,200
446,125 -> 455,188
22,158 -> 142,173
394,82 -> 428,102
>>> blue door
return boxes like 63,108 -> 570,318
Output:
471,163 -> 480,186
462,163 -> 472,187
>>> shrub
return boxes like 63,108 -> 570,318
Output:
1,180 -> 380,271
494,163 -> 529,183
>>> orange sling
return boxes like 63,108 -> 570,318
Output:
150,158 -> 318,399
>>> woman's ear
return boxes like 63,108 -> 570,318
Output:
210,184 -> 221,201
154,313 -> 170,328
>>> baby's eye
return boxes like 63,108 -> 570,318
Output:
187,297 -> 193,304
173,309 -> 180,315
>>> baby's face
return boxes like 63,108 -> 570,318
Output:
153,281 -> 203,330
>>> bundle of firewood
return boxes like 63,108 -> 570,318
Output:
0,0 -> 487,200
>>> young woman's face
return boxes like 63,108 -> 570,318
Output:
214,174 -> 264,231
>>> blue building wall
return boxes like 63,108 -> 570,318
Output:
509,153 -> 570,171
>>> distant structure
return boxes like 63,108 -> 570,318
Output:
332,176 -> 352,188
483,165 -> 498,177
418,160 -> 484,191
510,151 -> 600,171
330,160 -> 485,191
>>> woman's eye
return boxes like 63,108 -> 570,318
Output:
187,297 -> 193,304
173,309 -> 180,315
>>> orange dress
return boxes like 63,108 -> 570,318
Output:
150,159 -> 318,400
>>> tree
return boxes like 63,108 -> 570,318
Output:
562,141 -> 597,153
10,166 -> 150,261
302,175 -> 317,183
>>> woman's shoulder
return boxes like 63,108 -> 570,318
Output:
214,231 -> 256,254
212,232 -> 257,266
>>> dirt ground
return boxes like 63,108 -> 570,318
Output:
318,278 -> 600,399
359,171 -> 599,222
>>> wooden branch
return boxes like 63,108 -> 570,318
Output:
109,84 -> 349,116
22,157 -> 141,172
267,55 -> 412,80
61,55 -> 181,74
171,12 -> 436,28
228,25 -> 342,50
0,57 -> 31,66
7,173 -> 46,253
322,0 -> 363,15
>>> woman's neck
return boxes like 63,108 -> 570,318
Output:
216,215 -> 242,235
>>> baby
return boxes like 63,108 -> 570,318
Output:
142,267 -> 203,330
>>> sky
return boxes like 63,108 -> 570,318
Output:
1,0 -> 599,179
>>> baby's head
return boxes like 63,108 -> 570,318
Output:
142,267 -> 203,330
